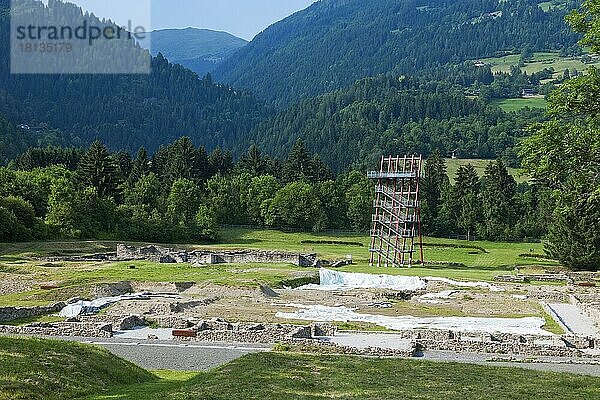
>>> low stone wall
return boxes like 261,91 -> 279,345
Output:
0,322 -> 113,338
283,338 -> 417,358
116,244 -> 317,267
43,253 -> 116,262
566,272 -> 600,283
174,320 -> 591,358
528,291 -> 570,303
0,303 -> 66,323
418,339 -> 584,358
342,329 -> 594,358
494,274 -> 568,283
181,320 -> 336,344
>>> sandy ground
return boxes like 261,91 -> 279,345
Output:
101,281 -> 553,329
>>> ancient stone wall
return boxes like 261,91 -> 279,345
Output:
0,303 -> 66,323
494,274 -> 568,283
0,321 -> 113,338
566,272 -> 600,283
116,244 -> 317,267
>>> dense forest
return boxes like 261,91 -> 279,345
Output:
1,140 -> 549,248
0,0 -> 597,270
246,70 -> 546,171
0,0 -> 578,170
0,0 -> 268,161
214,0 -> 581,108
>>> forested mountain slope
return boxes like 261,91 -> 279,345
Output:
0,0 -> 267,158
214,0 -> 580,108
148,28 -> 248,76
246,71 -> 545,171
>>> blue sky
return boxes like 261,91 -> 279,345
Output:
68,0 -> 317,40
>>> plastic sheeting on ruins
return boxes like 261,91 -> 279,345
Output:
299,269 -> 504,292
59,293 -> 180,317
277,304 -> 551,336
299,269 -> 426,291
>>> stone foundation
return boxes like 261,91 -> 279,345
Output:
0,322 -> 113,338
182,320 -> 336,344
494,274 -> 568,283
116,244 -> 318,267
0,303 -> 66,323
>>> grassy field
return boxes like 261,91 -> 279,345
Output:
478,51 -> 600,77
0,228 -> 559,306
492,97 -> 547,112
444,158 -> 531,184
0,337 -> 598,400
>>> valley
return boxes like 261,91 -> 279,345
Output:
1,0 -> 599,399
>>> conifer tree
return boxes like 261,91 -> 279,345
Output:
128,147 -> 150,185
480,160 -> 518,240
76,141 -> 121,198
421,149 -> 448,235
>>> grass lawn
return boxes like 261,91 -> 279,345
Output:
2,337 -> 597,400
444,158 -> 530,184
0,228 -> 559,306
492,97 -> 547,112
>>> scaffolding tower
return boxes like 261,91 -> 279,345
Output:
368,155 -> 424,267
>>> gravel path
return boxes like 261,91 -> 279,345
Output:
49,335 -> 271,371
91,341 -> 270,371
422,350 -> 600,377
322,333 -> 414,351
547,303 -> 599,337
13,334 -> 600,376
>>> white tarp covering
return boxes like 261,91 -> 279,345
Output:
59,293 -> 180,317
299,269 -> 504,292
416,290 -> 457,304
299,269 -> 426,291
424,277 -> 504,292
277,304 -> 551,336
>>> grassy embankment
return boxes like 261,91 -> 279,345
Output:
0,336 -> 154,400
0,336 -> 598,400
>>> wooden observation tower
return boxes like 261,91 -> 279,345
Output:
367,155 -> 424,267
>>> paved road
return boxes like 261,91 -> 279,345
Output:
547,303 -> 599,337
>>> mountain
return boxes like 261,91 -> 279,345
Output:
245,70 -> 545,171
213,0 -> 580,108
0,0 -> 267,158
148,28 -> 248,77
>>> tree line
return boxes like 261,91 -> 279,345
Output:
518,0 -> 600,272
1,138 -> 549,244
421,151 -> 549,242
4,134 -> 596,270
0,139 -> 371,243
